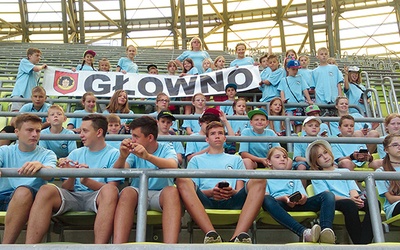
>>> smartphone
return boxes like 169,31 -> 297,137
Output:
288,191 -> 302,203
359,149 -> 368,153
218,182 -> 229,189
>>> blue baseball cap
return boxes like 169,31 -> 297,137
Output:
287,60 -> 301,69
225,83 -> 237,91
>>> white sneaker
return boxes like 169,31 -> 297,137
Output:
302,224 -> 321,243
204,231 -> 222,244
319,228 -> 336,244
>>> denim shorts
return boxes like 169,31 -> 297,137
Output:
0,185 -> 38,211
195,182 -> 248,210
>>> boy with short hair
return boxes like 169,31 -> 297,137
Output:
149,92 -> 178,132
331,115 -> 373,171
113,116 -> 181,243
11,48 -> 47,112
259,54 -> 286,102
239,108 -> 291,169
157,110 -> 185,166
303,104 -> 330,136
0,113 -> 57,244
147,64 -> 159,75
293,116 -> 322,171
26,114 -> 122,244
185,108 -> 234,162
220,83 -> 237,115
311,47 -> 344,104
106,113 -> 123,149
19,86 -> 51,129
181,93 -> 207,135
278,60 -> 313,133
39,104 -> 77,158
176,121 -> 266,243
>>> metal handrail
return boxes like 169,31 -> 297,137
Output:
0,168 -> 395,243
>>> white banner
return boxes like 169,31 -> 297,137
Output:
42,65 -> 261,98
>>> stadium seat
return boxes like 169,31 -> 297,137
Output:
52,210 -> 163,242
187,209 -> 243,243
306,184 -> 366,225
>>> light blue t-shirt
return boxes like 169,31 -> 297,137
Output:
331,139 -> 368,167
176,50 -> 211,74
12,58 -> 40,98
149,111 -> 178,131
67,110 -> 96,130
187,67 -> 199,75
259,68 -> 286,102
312,168 -> 360,198
185,133 -> 208,157
376,166 -> 400,219
127,143 -> 178,191
311,65 -> 344,104
159,139 -> 185,156
329,113 -> 371,136
345,83 -> 370,115
181,114 -> 201,134
106,140 -> 121,150
0,145 -> 57,193
377,135 -> 386,159
220,100 -> 234,115
188,152 -> 246,190
63,145 -> 122,192
297,68 -> 312,87
39,128 -> 77,158
103,109 -> 135,126
76,64 -> 96,71
277,75 -> 309,111
230,57 -> 255,67
230,117 -> 250,135
266,178 -> 307,198
239,128 -> 280,157
260,67 -> 272,80
20,103 -> 51,123
117,57 -> 139,73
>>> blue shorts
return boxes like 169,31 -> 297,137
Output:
195,183 -> 248,210
0,185 -> 38,211
292,161 -> 310,170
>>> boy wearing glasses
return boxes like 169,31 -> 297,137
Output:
149,92 -> 178,133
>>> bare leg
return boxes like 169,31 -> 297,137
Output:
176,178 -> 214,234
25,185 -> 62,244
113,187 -> 137,243
3,187 -> 34,243
242,158 -> 257,170
159,186 -> 182,243
338,159 -> 356,171
230,179 -> 266,240
94,184 -> 119,244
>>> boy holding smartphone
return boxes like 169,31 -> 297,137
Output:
331,115 -> 373,171
176,121 -> 266,244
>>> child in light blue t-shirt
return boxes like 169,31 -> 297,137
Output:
67,92 -> 97,134
343,65 -> 370,115
311,48 -> 344,104
19,86 -> 51,128
39,105 -> 77,158
259,54 -> 286,102
263,147 -> 336,243
220,83 -> 237,116
308,140 -> 376,244
72,49 -> 97,72
116,45 -> 139,73
239,108 -> 287,169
